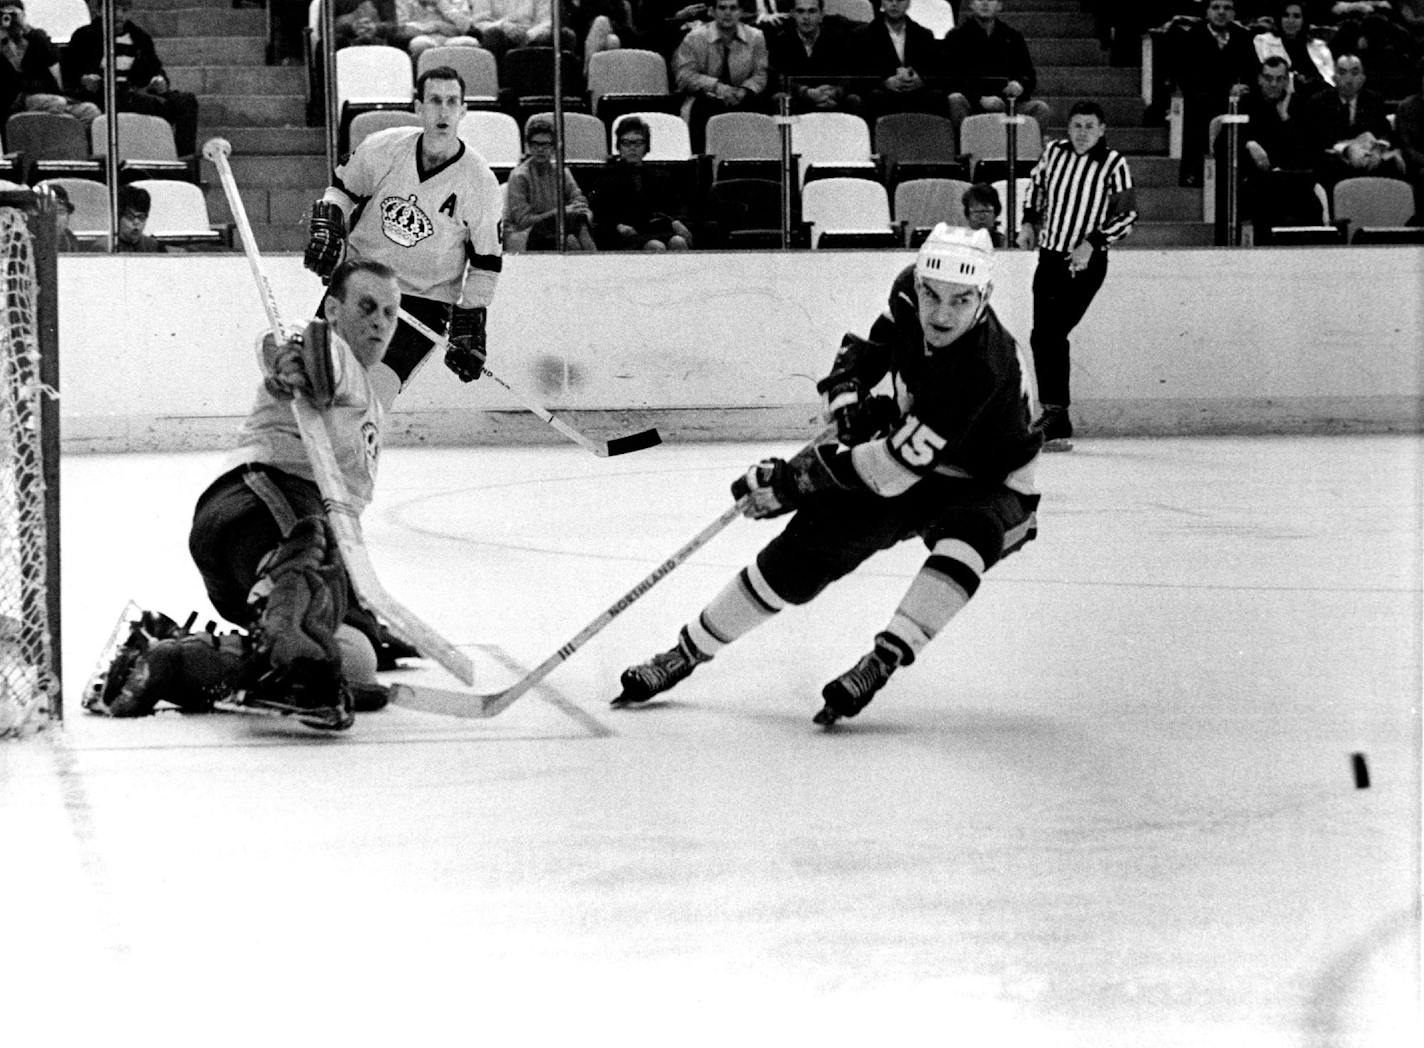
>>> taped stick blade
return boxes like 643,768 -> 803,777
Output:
602,428 -> 663,456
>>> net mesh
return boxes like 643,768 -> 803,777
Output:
0,205 -> 59,738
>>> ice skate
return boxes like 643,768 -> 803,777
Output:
1034,405 -> 1074,453
613,630 -> 708,706
814,644 -> 899,726
237,663 -> 355,731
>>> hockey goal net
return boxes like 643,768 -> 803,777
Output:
0,190 -> 61,738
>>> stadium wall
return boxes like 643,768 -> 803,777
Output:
59,247 -> 1423,452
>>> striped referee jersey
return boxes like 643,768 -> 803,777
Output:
1023,138 -> 1137,253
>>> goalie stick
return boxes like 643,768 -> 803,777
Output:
395,308 -> 662,458
395,423 -> 836,719
203,137 -> 475,686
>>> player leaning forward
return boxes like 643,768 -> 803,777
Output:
616,226 -> 1043,725
90,261 -> 404,731
304,65 -> 502,390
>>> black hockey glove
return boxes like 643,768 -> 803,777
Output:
445,306 -> 487,382
303,200 -> 346,282
834,394 -> 900,446
731,445 -> 844,520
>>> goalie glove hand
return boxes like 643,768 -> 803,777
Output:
445,306 -> 487,382
304,200 -> 346,282
730,446 -> 843,520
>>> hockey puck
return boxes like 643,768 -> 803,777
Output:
1351,752 -> 1370,789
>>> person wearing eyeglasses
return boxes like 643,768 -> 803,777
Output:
504,114 -> 600,251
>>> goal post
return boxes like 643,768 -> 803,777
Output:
1,187 -> 61,738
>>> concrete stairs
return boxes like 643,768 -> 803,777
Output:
149,0 -> 1209,251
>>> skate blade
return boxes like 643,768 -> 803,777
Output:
610,693 -> 652,709
215,695 -> 353,731
1042,439 -> 1074,453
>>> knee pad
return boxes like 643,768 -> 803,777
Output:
248,516 -> 347,675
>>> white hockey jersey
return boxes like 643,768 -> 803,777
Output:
227,332 -> 400,512
334,128 -> 503,305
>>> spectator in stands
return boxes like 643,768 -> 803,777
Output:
1170,0 -> 1260,185
1396,56 -> 1424,218
63,1 -> 201,156
1265,2 -> 1333,96
1305,50 -> 1405,186
389,0 -> 480,59
674,0 -> 770,152
48,183 -> 89,252
591,114 -> 694,249
335,0 -> 399,49
465,0 -> 573,62
566,0 -> 643,73
111,183 -> 166,252
1324,2 -> 1418,98
960,181 -> 1004,245
944,1 -> 1053,135
0,1 -> 101,126
1232,54 -> 1323,239
852,0 -> 950,122
767,0 -> 861,113
504,114 -> 599,250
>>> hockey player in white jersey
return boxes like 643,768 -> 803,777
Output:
304,65 -> 503,392
304,64 -> 503,668
86,260 -> 404,730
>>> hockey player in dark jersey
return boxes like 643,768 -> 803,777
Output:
614,224 -> 1043,725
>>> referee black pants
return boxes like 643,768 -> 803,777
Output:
1029,247 -> 1108,409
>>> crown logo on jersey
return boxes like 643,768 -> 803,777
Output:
380,194 -> 434,248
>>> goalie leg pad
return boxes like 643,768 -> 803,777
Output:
248,516 -> 348,675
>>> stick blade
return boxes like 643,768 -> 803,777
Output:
601,428 -> 662,457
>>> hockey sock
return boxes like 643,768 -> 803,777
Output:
683,561 -> 788,658
880,538 -> 983,664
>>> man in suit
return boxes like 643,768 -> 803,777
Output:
944,1 -> 1052,137
767,0 -> 861,113
1305,50 -> 1406,190
1170,0 -> 1259,186
853,0 -> 950,121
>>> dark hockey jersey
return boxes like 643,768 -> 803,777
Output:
839,264 -> 1041,495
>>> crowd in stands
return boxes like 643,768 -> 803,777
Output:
4,0 -> 1420,247
3,0 -> 199,156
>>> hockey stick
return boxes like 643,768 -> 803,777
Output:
395,423 -> 836,718
395,308 -> 662,457
203,137 -> 475,686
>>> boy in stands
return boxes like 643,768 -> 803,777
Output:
615,225 -> 1043,725
88,260 -> 404,730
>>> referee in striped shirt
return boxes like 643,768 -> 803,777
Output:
1016,100 -> 1137,449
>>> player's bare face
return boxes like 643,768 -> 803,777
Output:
418,79 -> 466,160
917,277 -> 985,348
329,272 -> 401,368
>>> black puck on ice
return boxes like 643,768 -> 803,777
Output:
1351,752 -> 1370,789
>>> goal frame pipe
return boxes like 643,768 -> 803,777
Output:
0,188 -> 62,720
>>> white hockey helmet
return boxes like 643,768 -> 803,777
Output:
915,223 -> 995,290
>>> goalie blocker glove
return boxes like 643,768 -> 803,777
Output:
445,306 -> 487,382
304,200 -> 346,282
